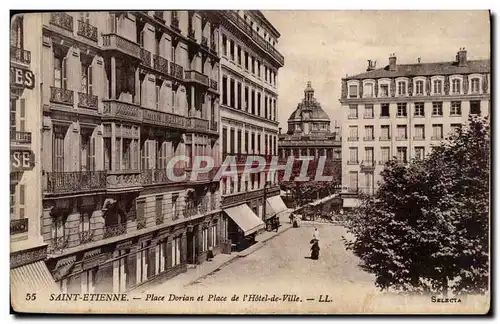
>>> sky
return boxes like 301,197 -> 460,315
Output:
262,10 -> 491,130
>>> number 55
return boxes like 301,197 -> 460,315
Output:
25,293 -> 37,301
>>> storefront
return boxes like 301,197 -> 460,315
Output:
224,203 -> 265,251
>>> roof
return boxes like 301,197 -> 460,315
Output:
344,59 -> 490,80
249,10 -> 281,38
288,101 -> 331,122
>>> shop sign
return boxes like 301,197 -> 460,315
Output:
10,67 -> 35,89
11,150 -> 35,171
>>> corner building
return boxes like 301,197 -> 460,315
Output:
339,49 -> 490,197
218,11 -> 286,244
26,11 -> 223,294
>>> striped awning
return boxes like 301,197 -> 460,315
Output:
11,260 -> 59,294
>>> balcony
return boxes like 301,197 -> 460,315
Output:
142,107 -> 187,129
140,48 -> 152,67
49,12 -> 74,32
210,40 -> 217,54
169,62 -> 184,81
77,20 -> 98,42
102,33 -> 141,59
44,171 -> 107,195
10,131 -> 31,145
184,198 -> 210,218
210,120 -> 218,131
347,136 -> 359,141
187,117 -> 210,132
106,170 -> 143,190
201,36 -> 208,49
78,92 -> 98,110
396,136 -> 408,141
153,54 -> 169,75
11,218 -> 28,235
79,230 -> 94,244
50,87 -> 74,106
209,79 -> 218,92
188,29 -> 196,41
360,160 -> 376,171
184,70 -> 209,87
347,160 -> 359,165
103,223 -> 126,239
137,218 -> 146,230
379,136 -> 391,141
141,168 -> 186,185
102,100 -> 142,123
10,46 -> 31,65
49,236 -> 69,252
363,136 -> 375,141
413,136 -> 425,141
222,188 -> 265,207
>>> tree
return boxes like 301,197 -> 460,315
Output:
343,116 -> 490,295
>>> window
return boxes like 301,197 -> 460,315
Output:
380,147 -> 390,163
450,101 -> 462,115
380,84 -> 389,97
257,134 -> 261,154
229,79 -> 235,108
81,63 -> 93,95
210,225 -> 217,248
380,125 -> 390,140
264,95 -> 268,118
53,127 -> 65,172
349,85 -> 358,98
348,105 -> 358,119
229,40 -> 234,61
349,147 -> 358,164
470,101 -> 481,115
251,90 -> 255,114
364,126 -> 374,140
432,102 -> 443,116
237,46 -> 241,65
237,130 -> 242,153
51,215 -> 66,241
452,79 -> 461,94
397,81 -> 406,96
415,80 -> 424,95
364,104 -> 374,118
433,79 -> 442,94
265,66 -> 268,82
471,78 -> 480,93
364,83 -> 373,97
172,194 -> 180,219
364,147 -> 374,163
450,123 -> 462,135
348,126 -> 358,140
414,125 -> 425,140
380,103 -> 390,117
349,172 -> 358,191
396,103 -> 407,117
396,125 -> 407,140
222,76 -> 228,105
222,128 -> 227,155
222,35 -> 227,56
237,82 -> 242,109
257,92 -> 261,116
244,52 -> 249,70
257,61 -> 261,77
396,147 -> 407,163
10,99 -> 16,133
415,147 -> 425,160
81,268 -> 96,293
251,57 -> 255,74
155,85 -> 160,110
414,102 -> 425,117
202,228 -> 208,252
432,124 -> 443,140
172,235 -> 181,267
54,55 -> 67,89
243,86 -> 249,111
230,129 -> 235,154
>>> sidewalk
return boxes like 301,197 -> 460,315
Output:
135,210 -> 295,294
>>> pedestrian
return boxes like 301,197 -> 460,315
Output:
274,218 -> 279,232
207,246 -> 214,261
313,228 -> 320,241
310,239 -> 320,260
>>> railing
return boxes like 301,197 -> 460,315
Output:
360,160 -> 375,168
210,79 -> 218,91
201,36 -> 208,48
188,117 -> 209,131
103,223 -> 127,239
142,107 -> 187,128
106,170 -> 143,189
222,188 -> 265,206
45,171 -> 107,194
347,137 -> 359,141
102,100 -> 142,122
171,17 -> 180,31
102,33 -> 141,58
140,48 -> 151,67
78,92 -> 98,110
79,230 -> 94,244
363,136 -> 375,141
10,131 -> 31,144
210,40 -> 217,53
10,218 -> 28,235
184,70 -> 209,87
413,136 -> 425,140
141,168 -> 186,185
50,12 -> 74,32
153,54 -> 169,74
379,136 -> 391,141
50,87 -> 74,105
188,29 -> 196,40
169,62 -> 184,80
77,20 -> 98,42
396,136 -> 408,140
210,120 -> 218,131
137,218 -> 146,230
10,46 -> 31,65
50,236 -> 69,252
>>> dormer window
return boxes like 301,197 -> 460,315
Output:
471,78 -> 480,93
349,84 -> 358,98
433,80 -> 443,94
415,80 -> 424,95
397,81 -> 406,96
364,83 -> 373,97
452,79 -> 461,94
380,84 -> 389,97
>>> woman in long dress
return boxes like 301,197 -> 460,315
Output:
310,239 -> 320,260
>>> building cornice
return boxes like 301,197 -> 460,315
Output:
339,93 -> 490,105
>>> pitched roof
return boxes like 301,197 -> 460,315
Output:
344,59 -> 490,80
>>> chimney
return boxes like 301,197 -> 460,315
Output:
457,47 -> 467,67
417,57 -> 421,64
389,53 -> 397,71
366,60 -> 375,71
279,127 -> 282,134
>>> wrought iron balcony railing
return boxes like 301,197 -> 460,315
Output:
169,62 -> 184,80
201,36 -> 208,48
103,223 -> 127,239
10,131 -> 31,145
137,218 -> 146,230
140,47 -> 152,67
77,20 -> 98,42
10,46 -> 31,65
102,33 -> 141,59
10,218 -> 28,235
49,236 -> 69,252
184,70 -> 209,87
188,117 -> 209,131
50,87 -> 74,105
141,168 -> 186,185
210,79 -> 218,91
153,54 -> 169,74
78,92 -> 98,110
142,107 -> 187,128
210,120 -> 218,131
50,12 -> 74,32
102,100 -> 142,123
79,229 -> 94,244
45,171 -> 107,194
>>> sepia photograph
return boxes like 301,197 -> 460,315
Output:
9,9 -> 491,315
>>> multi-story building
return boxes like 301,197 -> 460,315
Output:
12,11 -> 225,295
218,10 -> 286,241
278,81 -> 342,180
339,49 -> 490,199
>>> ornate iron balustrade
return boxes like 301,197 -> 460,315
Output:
78,92 -> 98,110
103,223 -> 127,239
222,188 -> 265,207
360,160 -> 375,169
210,120 -> 218,131
210,79 -> 218,91
10,131 -> 31,144
102,100 -> 142,122
50,12 -> 74,32
171,17 -> 180,31
169,62 -> 184,80
102,33 -> 141,59
142,107 -> 187,128
201,36 -> 208,48
153,54 -> 169,74
77,20 -> 98,42
140,48 -> 152,67
50,236 -> 69,252
79,229 -> 94,244
184,70 -> 209,87
45,171 -> 107,194
10,46 -> 31,65
142,168 -> 186,185
10,218 -> 28,235
106,170 -> 142,189
189,117 -> 209,131
210,196 -> 217,211
183,205 -> 198,218
50,87 -> 74,105
137,218 -> 146,230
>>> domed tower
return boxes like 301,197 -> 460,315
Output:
287,81 -> 331,135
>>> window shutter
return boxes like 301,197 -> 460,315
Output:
88,66 -> 93,95
90,137 -> 96,171
62,57 -> 67,89
166,240 -> 172,269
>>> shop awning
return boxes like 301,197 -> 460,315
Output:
266,195 -> 289,216
11,260 -> 59,295
224,204 -> 265,236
